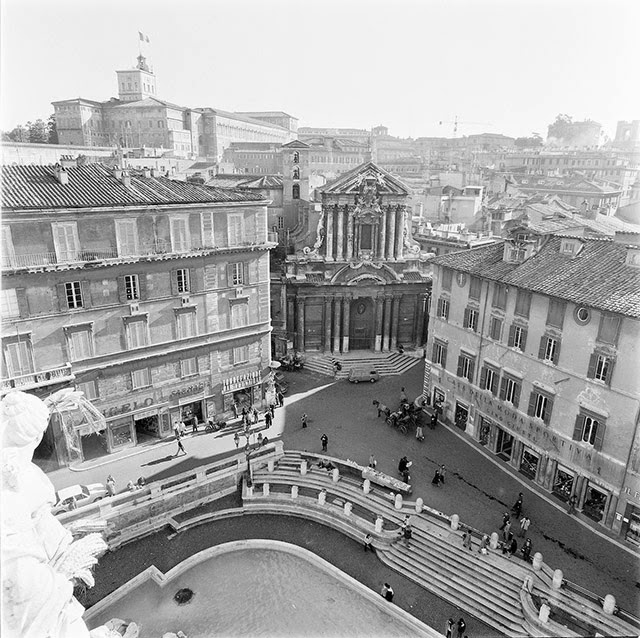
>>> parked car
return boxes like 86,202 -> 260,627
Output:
348,368 -> 380,383
52,483 -> 108,515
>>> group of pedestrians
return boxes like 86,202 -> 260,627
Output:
495,492 -> 534,561
445,617 -> 467,638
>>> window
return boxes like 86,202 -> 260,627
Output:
233,345 -> 249,364
587,351 -> 615,385
432,339 -> 447,368
469,276 -> 482,300
292,184 -> 300,199
480,364 -> 499,395
131,368 -> 151,389
292,167 -> 300,180
115,219 -> 138,256
500,375 -> 521,408
1,289 -> 20,318
124,275 -> 140,301
176,268 -> 191,294
227,213 -> 245,245
528,390 -> 554,425
463,307 -> 479,331
52,222 -> 80,262
597,314 -> 621,345
360,224 -> 373,250
441,268 -> 453,291
126,319 -> 148,349
546,298 -> 566,328
436,297 -> 449,320
573,412 -> 606,450
170,217 -> 190,252
2,226 -> 15,267
507,324 -> 527,351
539,335 -> 560,365
77,380 -> 98,400
492,283 -> 507,310
228,262 -> 246,287
456,353 -> 475,381
231,302 -> 249,328
181,357 -> 198,377
66,327 -> 93,360
65,282 -> 84,309
3,338 -> 34,377
293,151 -> 299,163
489,316 -> 503,341
176,310 -> 196,339
514,289 -> 531,318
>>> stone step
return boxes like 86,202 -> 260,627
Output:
304,353 -> 422,378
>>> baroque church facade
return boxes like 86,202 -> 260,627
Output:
274,160 -> 432,354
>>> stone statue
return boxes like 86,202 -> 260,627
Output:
0,390 -> 120,638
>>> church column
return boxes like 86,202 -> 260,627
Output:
296,297 -> 305,351
374,296 -> 384,352
341,295 -> 351,353
387,206 -> 396,260
346,206 -> 354,261
414,293 -> 426,348
390,295 -> 401,350
382,295 -> 392,352
332,294 -> 342,353
336,205 -> 345,261
323,297 -> 333,352
379,207 -> 387,259
325,206 -> 334,260
396,205 -> 406,259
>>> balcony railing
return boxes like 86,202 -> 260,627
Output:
1,363 -> 75,395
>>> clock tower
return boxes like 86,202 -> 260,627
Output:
116,54 -> 157,102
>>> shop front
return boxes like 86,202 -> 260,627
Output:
495,427 -> 514,462
623,505 -> 640,547
520,447 -> 540,481
222,371 -> 263,419
552,465 -> 575,502
582,482 -> 608,523
478,416 -> 494,447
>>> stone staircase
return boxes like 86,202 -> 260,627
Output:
303,351 -> 423,378
246,450 -> 638,638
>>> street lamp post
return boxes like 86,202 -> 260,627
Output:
243,421 -> 253,487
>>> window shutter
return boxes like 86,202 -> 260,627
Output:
586,352 -> 597,379
81,282 -> 92,308
468,358 -> 475,381
520,328 -> 528,351
16,288 -> 29,318
138,274 -> 148,300
189,267 -> 199,292
441,347 -> 447,370
604,359 -> 615,386
512,383 -> 521,409
593,422 -> 606,451
499,377 -> 507,401
60,330 -> 70,362
117,276 -> 128,303
444,301 -> 449,319
507,324 -> 515,347
552,339 -> 561,365
170,270 -> 179,295
463,307 -> 470,328
538,336 -> 547,360
57,283 -> 68,311
527,392 -> 536,417
437,298 -> 443,317
572,415 -> 583,441
480,366 -> 487,390
431,343 -> 438,362
456,355 -> 464,377
544,397 -> 553,425
491,371 -> 499,395
243,262 -> 249,285
226,264 -> 234,287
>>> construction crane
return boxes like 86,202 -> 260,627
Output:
438,116 -> 493,137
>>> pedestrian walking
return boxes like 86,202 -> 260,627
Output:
400,387 -> 407,403
462,529 -> 473,550
512,492 -> 524,517
179,420 -> 187,437
277,391 -> 284,407
252,407 -> 259,424
232,401 -> 240,418
191,416 -> 199,434
106,474 -> 116,497
265,411 -> 272,428
368,453 -> 377,469
502,531 -> 514,555
445,618 -> 455,638
478,534 -> 489,555
508,535 -> 518,557
269,403 -> 275,418
234,432 -> 240,448
519,515 -> 531,537
175,433 -> 186,456
380,583 -> 394,602
321,433 -> 328,452
398,456 -> 409,474
431,468 -> 441,486
499,511 -> 510,529
439,464 -> 446,484
173,421 -> 180,437
402,524 -> 412,547
521,538 -> 533,562
364,533 -> 374,553
456,617 -> 466,638
502,520 -> 512,541
301,413 -> 308,429
568,494 -> 577,515
415,422 -> 424,441
430,411 -> 438,429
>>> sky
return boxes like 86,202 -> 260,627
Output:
1,0 -> 638,140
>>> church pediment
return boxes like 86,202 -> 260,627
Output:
330,262 -> 400,285
321,162 -> 411,197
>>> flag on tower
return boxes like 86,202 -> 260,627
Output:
138,31 -> 150,43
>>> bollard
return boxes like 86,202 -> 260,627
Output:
539,603 -> 550,623
363,479 -> 371,494
490,532 -> 499,549
394,494 -> 403,510
267,459 -> 275,472
332,468 -> 340,483
523,575 -> 533,593
246,485 -> 254,497
552,569 -> 563,589
375,515 -> 384,533
450,514 -> 459,530
291,485 -> 298,499
344,502 -> 352,516
300,460 -> 308,476
318,490 -> 326,505
263,483 -> 270,496
532,552 -> 543,571
602,594 -> 616,615
415,497 -> 424,513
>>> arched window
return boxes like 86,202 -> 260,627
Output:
293,151 -> 299,164
292,167 -> 300,180
292,184 -> 300,199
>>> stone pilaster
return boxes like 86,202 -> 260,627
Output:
379,207 -> 387,260
390,295 -> 401,350
333,295 -> 341,352
296,297 -> 305,351
336,206 -> 345,261
326,206 -> 334,260
382,295 -> 392,352
346,206 -> 354,261
387,206 -> 396,260
324,297 -> 333,352
341,296 -> 350,353
374,296 -> 384,352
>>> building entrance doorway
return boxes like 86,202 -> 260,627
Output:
496,428 -> 514,461
134,414 -> 160,443
454,402 -> 468,430
349,298 -> 374,350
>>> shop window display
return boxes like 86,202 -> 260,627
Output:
552,468 -> 574,502
582,486 -> 607,522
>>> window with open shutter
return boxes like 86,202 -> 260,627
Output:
3,340 -> 34,376
201,211 -> 215,248
593,422 -> 606,450
492,283 -> 507,310
597,314 -> 621,345
546,298 -> 566,328
115,219 -> 138,256
227,214 -> 244,246
170,217 -> 190,252
456,355 -> 464,377
52,222 -> 80,263
572,414 -> 583,441
469,276 -> 482,300
515,289 -> 531,318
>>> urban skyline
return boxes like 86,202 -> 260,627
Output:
1,0 -> 638,140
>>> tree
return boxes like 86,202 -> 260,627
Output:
514,133 -> 543,149
547,114 -> 573,141
2,113 -> 58,144
3,124 -> 29,142
47,114 -> 58,144
26,119 -> 49,143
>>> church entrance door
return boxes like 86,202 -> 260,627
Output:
349,298 -> 374,350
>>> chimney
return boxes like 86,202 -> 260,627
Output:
60,155 -> 76,169
120,169 -> 131,188
53,163 -> 69,185
150,168 -> 159,178
112,166 -> 123,179
142,167 -> 151,178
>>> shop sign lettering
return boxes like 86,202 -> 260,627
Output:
622,487 -> 640,502
102,397 -> 154,418
170,382 -> 205,399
